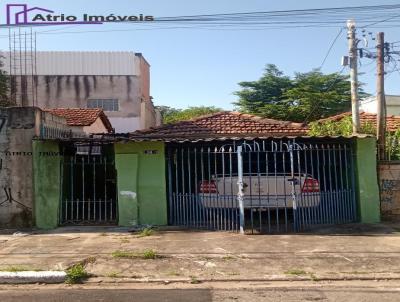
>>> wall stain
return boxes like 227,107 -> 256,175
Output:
126,76 -> 133,102
44,76 -> 52,107
56,76 -> 63,99
66,75 -> 71,88
73,76 -> 81,105
92,76 -> 97,90
83,76 -> 91,99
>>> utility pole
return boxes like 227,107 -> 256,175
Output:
376,32 -> 386,160
347,19 -> 360,134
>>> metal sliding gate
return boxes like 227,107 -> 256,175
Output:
166,139 -> 357,233
59,148 -> 118,225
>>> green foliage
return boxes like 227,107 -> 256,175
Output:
308,116 -> 375,136
142,249 -> 157,259
65,263 -> 89,284
111,249 -> 158,260
156,106 -> 222,124
309,117 -> 400,160
234,64 -> 367,122
137,227 -> 154,237
386,129 -> 400,160
0,56 -> 10,107
284,269 -> 307,276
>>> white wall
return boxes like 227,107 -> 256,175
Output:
360,95 -> 400,116
108,117 -> 141,133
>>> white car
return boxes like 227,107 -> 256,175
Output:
198,173 -> 320,209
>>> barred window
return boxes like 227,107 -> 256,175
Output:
87,99 -> 119,111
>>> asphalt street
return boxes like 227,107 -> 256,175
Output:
0,284 -> 400,302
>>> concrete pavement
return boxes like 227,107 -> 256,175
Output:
0,223 -> 400,282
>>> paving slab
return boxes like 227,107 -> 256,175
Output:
0,223 -> 399,282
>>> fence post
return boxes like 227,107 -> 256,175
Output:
237,146 -> 245,234
289,143 -> 298,231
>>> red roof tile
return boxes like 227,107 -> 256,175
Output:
131,111 -> 308,139
43,108 -> 113,133
317,111 -> 400,132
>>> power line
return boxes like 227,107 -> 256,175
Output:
319,27 -> 344,69
0,3 -> 398,34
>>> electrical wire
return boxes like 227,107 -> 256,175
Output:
319,27 -> 344,69
0,3 -> 399,35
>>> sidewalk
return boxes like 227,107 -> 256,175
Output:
0,223 -> 400,282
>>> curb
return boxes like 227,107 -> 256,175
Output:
86,274 -> 400,284
0,271 -> 66,284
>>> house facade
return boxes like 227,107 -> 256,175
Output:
1,51 -> 161,132
31,112 -> 379,232
0,109 -> 381,230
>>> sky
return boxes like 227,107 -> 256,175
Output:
0,0 -> 399,110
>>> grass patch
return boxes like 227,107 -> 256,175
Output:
0,266 -> 43,272
137,227 -> 154,237
190,276 -> 201,284
111,249 -> 159,260
106,272 -> 120,278
285,269 -> 308,276
167,271 -> 181,277
65,263 -> 89,284
343,271 -> 368,274
143,249 -> 157,259
222,255 -> 235,261
99,233 -> 108,237
120,238 -> 130,243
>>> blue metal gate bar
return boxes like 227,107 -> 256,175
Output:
166,138 -> 357,233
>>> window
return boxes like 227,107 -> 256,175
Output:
76,145 -> 101,155
87,99 -> 119,111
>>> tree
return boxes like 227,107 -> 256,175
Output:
156,106 -> 222,124
234,64 -> 293,120
234,64 -> 367,123
0,56 -> 9,107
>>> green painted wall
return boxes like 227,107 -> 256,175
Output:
355,137 -> 380,223
32,140 -> 61,229
115,153 -> 138,226
115,142 -> 167,226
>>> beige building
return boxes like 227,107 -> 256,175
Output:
1,51 -> 160,132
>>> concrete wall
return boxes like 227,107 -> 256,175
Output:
355,137 -> 381,223
0,107 -> 39,227
140,100 -> 157,130
32,140 -> 61,229
115,141 -> 167,226
4,52 -> 158,133
12,74 -> 157,133
0,107 -> 80,228
360,95 -> 400,116
109,117 -> 141,133
378,163 -> 400,220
